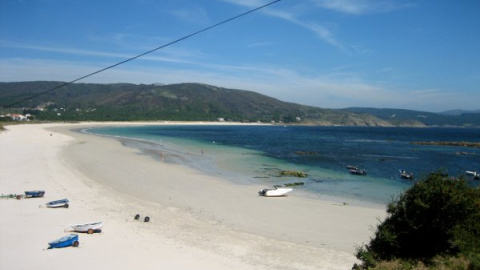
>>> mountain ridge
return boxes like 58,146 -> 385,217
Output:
0,81 -> 479,127
343,107 -> 480,127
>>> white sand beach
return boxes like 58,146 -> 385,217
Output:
0,122 -> 386,270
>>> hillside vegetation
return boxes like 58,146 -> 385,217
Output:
344,107 -> 480,127
354,173 -> 480,270
0,81 -> 391,125
0,81 -> 479,126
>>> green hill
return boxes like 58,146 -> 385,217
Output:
1,81 -> 478,126
344,107 -> 480,127
0,81 -> 390,125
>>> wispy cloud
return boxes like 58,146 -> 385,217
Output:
218,0 -> 266,8
169,6 -> 211,25
266,8 -> 345,49
0,40 -> 200,65
246,41 -> 275,48
312,0 -> 409,15
220,0 -> 410,53
301,22 -> 345,51
0,40 -> 126,59
219,0 -> 346,51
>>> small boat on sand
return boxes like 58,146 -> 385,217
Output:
46,198 -> 69,208
24,190 -> 45,198
66,221 -> 103,234
258,186 -> 293,197
48,234 -> 79,249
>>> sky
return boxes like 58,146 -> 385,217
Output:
1,0 -> 479,112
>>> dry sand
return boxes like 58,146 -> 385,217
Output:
0,122 -> 386,270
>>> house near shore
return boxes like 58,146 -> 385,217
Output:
11,114 -> 27,121
1,113 -> 29,121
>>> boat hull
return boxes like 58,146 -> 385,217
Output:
349,169 -> 367,175
48,234 -> 79,249
399,170 -> 414,180
46,198 -> 69,208
259,187 -> 293,197
69,221 -> 103,233
466,171 -> 477,177
24,190 -> 45,198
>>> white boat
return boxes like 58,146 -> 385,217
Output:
399,169 -> 414,180
66,221 -> 103,234
466,171 -> 479,180
46,198 -> 69,208
465,171 -> 477,177
258,186 -> 293,197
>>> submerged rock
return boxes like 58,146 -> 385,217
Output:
279,170 -> 308,178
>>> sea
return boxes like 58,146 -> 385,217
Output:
85,125 -> 480,206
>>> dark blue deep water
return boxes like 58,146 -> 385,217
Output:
88,125 -> 480,205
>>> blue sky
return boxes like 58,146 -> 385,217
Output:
1,0 -> 479,112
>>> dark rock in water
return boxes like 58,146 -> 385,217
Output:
279,170 -> 308,178
412,141 -> 480,148
284,182 -> 305,186
294,151 -> 318,155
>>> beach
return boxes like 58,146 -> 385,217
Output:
0,122 -> 386,270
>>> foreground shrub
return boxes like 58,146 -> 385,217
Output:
354,172 -> 480,269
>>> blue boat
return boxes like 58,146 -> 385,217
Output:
46,198 -> 69,208
48,234 -> 79,249
24,190 -> 45,198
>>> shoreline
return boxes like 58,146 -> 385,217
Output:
1,122 -> 386,270
81,123 -> 396,207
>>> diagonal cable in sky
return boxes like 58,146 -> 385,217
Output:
1,0 -> 284,109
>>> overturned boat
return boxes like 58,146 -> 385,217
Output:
46,198 -> 69,208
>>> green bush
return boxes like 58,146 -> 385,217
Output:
469,253 -> 480,270
355,172 -> 480,269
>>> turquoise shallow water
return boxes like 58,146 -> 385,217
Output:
85,125 -> 480,205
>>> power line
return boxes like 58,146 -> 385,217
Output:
1,0 -> 284,109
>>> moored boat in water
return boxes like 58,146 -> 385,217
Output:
399,169 -> 414,180
465,170 -> 477,176
349,168 -> 367,175
465,171 -> 479,180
